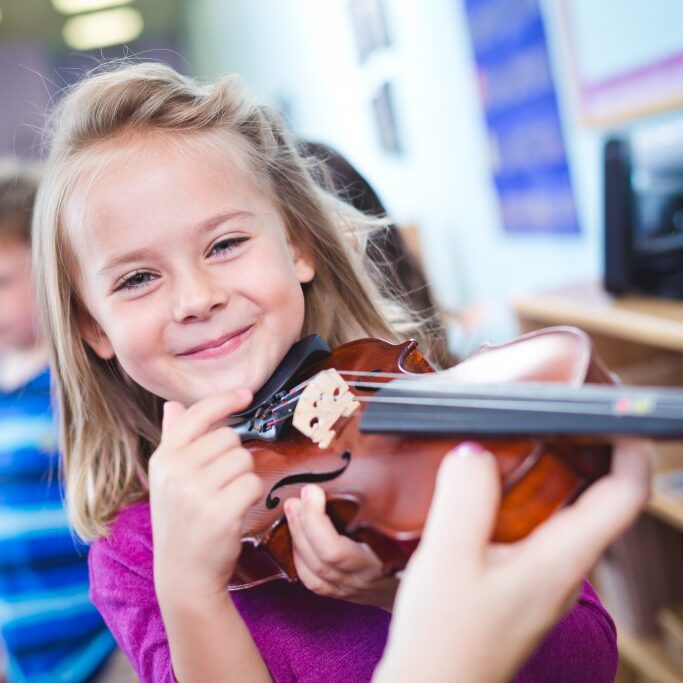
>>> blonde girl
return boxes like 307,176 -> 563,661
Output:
34,62 -> 621,682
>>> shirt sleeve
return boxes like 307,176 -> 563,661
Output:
516,579 -> 618,683
88,506 -> 176,683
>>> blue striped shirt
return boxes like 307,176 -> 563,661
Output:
0,369 -> 115,682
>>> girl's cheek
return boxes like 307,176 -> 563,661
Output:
105,303 -> 160,354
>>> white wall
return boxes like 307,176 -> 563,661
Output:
184,0 -> 683,351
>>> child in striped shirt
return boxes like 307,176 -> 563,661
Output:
0,160 -> 123,683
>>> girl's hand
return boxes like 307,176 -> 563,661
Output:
149,390 -> 263,603
284,485 -> 398,610
374,438 -> 651,683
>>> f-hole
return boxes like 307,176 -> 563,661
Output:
265,450 -> 352,509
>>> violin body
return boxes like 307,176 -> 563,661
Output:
230,326 -> 614,590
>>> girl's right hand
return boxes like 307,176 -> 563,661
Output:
149,390 -> 263,603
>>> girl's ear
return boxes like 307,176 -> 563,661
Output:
291,245 -> 315,284
76,308 -> 115,360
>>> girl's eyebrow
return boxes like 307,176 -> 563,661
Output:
196,210 -> 253,234
97,210 -> 253,275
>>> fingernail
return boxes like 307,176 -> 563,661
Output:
301,485 -> 311,501
284,500 -> 294,516
450,441 -> 490,458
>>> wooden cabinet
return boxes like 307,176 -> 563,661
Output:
514,282 -> 683,683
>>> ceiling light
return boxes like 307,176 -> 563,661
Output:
52,0 -> 133,15
63,7 -> 143,51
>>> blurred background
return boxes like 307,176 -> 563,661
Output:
2,0 -> 681,353
2,1 -> 683,680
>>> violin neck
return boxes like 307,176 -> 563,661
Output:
358,381 -> 683,439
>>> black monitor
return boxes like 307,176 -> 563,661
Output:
604,122 -> 683,298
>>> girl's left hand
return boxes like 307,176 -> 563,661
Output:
284,484 -> 398,611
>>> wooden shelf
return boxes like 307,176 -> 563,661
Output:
649,444 -> 683,532
513,282 -> 683,353
649,491 -> 683,534
514,284 -> 683,683
618,622 -> 683,683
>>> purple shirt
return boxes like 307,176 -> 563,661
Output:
89,502 -> 617,682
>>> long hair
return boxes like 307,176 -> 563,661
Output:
33,62 -> 428,539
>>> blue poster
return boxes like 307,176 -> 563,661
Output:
464,0 -> 579,234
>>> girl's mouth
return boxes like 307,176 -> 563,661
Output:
177,325 -> 254,360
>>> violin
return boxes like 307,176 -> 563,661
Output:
228,326 -> 683,590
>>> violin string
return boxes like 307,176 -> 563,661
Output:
260,370 -> 683,427
270,369 -> 408,408
267,377 -> 683,416
265,370 -> 478,416
276,371 -> 683,407
264,392 -> 683,432
337,371 -> 683,402
271,369 -> 442,402
264,384 -> 683,427
264,373 -> 416,418
275,391 -> 683,417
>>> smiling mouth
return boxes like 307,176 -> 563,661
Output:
178,325 -> 254,360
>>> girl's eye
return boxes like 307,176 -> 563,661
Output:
208,236 -> 249,258
115,271 -> 157,292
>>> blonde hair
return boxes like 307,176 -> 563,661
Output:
33,62 -> 428,539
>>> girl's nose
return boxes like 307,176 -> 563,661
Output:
172,269 -> 227,322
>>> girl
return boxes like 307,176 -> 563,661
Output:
33,62 -> 625,682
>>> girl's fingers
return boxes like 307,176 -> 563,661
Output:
162,401 -> 186,435
513,438 -> 651,586
576,438 -> 651,539
161,389 -> 252,448
284,489 -> 324,572
610,437 -> 652,500
291,545 -> 343,597
284,498 -> 330,579
152,452 -> 261,530
296,485 -> 383,576
150,429 -> 246,487
419,443 -> 499,570
285,496 -> 357,585
217,472 -> 264,521
188,428 -> 243,467
195,446 -> 255,491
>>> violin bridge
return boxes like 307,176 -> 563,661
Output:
292,369 -> 359,449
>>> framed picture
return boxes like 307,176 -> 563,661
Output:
558,0 -> 683,125
464,0 -> 579,234
371,81 -> 402,154
348,0 -> 391,63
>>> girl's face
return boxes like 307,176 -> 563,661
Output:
69,133 -> 315,405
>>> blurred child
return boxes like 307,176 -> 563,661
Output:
0,160 -> 124,682
31,63 -> 644,682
